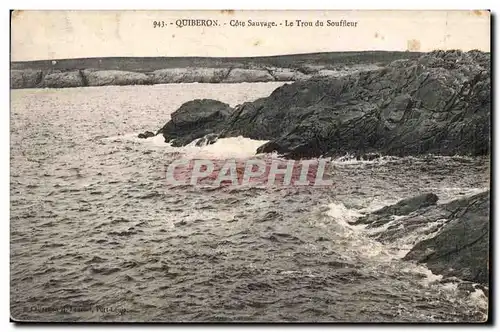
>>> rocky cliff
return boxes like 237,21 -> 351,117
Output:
158,50 -> 490,159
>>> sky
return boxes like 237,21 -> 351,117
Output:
11,10 -> 491,61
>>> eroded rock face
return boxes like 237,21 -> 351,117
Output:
403,191 -> 490,284
83,70 -> 151,86
216,50 -> 490,158
10,69 -> 43,89
150,68 -> 230,84
158,99 -> 233,146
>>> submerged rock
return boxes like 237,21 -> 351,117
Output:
157,99 -> 233,146
403,191 -> 490,284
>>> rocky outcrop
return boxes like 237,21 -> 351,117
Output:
403,191 -> 490,284
156,51 -> 489,157
255,51 -> 490,158
157,99 -> 233,146
355,191 -> 490,284
40,71 -> 85,88
84,70 -> 151,86
10,69 -> 43,89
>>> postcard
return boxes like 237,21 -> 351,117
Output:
10,10 -> 491,323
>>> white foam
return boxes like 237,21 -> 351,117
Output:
419,266 -> 444,286
469,288 -> 488,313
150,134 -> 170,146
322,202 -> 395,261
440,282 -> 459,292
384,218 -> 449,258
362,214 -> 405,235
323,199 -> 448,262
330,154 -> 399,165
325,202 -> 364,227
104,133 -> 268,159
182,136 -> 269,159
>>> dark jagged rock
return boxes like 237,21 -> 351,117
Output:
218,50 -> 489,159
221,81 -> 327,141
138,131 -> 155,139
353,193 -> 439,227
402,191 -> 490,284
157,99 -> 233,146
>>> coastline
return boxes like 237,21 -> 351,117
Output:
10,51 -> 422,89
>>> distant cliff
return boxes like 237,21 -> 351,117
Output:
10,66 -> 381,89
10,51 -> 422,89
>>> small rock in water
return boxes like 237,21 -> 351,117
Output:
138,131 -> 155,139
